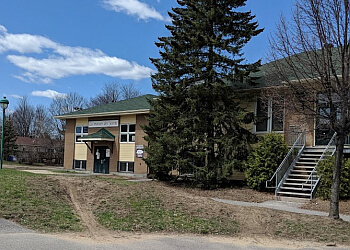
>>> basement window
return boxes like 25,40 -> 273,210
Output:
74,160 -> 86,170
118,161 -> 134,173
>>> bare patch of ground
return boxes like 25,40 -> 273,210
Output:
55,176 -> 121,242
30,175 -> 350,246
169,184 -> 274,203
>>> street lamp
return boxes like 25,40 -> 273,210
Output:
0,97 -> 9,169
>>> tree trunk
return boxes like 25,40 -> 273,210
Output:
329,133 -> 345,219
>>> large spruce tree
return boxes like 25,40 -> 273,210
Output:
144,0 -> 263,188
1,119 -> 18,161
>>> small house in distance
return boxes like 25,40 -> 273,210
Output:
15,137 -> 64,165
55,95 -> 155,176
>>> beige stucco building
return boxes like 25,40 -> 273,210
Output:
55,95 -> 154,176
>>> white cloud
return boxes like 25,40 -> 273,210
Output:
102,0 -> 167,21
0,25 -> 154,83
31,89 -> 67,99
0,25 -> 55,54
7,94 -> 23,99
13,72 -> 52,84
8,54 -> 152,81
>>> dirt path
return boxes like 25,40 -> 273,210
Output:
57,177 -> 116,241
48,175 -> 350,247
64,182 -> 97,237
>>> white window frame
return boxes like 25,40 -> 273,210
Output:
253,97 -> 284,134
75,126 -> 88,143
120,124 -> 136,143
118,161 -> 134,173
74,160 -> 86,169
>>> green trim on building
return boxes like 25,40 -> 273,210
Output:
56,94 -> 156,119
78,128 -> 115,141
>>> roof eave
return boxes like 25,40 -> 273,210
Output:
78,138 -> 115,142
55,109 -> 151,120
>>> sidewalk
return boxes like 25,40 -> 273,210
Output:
212,198 -> 350,222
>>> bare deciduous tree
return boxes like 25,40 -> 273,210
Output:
89,82 -> 121,107
49,92 -> 87,138
33,105 -> 53,138
12,96 -> 35,137
269,0 -> 350,219
121,82 -> 141,100
89,82 -> 141,107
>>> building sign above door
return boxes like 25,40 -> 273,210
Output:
88,120 -> 119,128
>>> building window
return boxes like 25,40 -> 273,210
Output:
118,161 -> 134,173
255,97 -> 284,133
74,160 -> 86,170
75,126 -> 88,143
120,124 -> 136,143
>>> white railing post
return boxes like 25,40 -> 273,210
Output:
302,132 -> 337,198
266,130 -> 306,192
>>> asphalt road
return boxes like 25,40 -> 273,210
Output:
0,219 -> 345,250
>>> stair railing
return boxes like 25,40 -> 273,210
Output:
302,132 -> 337,199
266,130 -> 306,195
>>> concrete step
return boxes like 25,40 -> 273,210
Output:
291,170 -> 314,174
281,183 -> 313,190
277,191 -> 311,197
293,166 -> 316,169
274,146 -> 326,200
298,158 -> 319,161
303,147 -> 326,150
280,186 -> 312,191
300,154 -> 323,157
288,174 -> 310,178
296,162 -> 317,166
285,178 -> 317,182
303,149 -> 327,153
283,182 -> 313,186
275,196 -> 310,202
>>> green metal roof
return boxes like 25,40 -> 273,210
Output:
56,94 -> 156,119
235,47 -> 344,90
78,128 -> 115,141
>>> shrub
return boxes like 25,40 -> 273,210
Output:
317,156 -> 350,199
245,133 -> 288,191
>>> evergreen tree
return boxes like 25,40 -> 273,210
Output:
144,0 -> 263,188
0,118 -> 18,161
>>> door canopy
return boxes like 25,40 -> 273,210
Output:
77,128 -> 115,142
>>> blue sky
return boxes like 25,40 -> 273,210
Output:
0,0 -> 294,110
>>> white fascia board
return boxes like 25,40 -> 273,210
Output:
78,138 -> 115,142
55,109 -> 151,120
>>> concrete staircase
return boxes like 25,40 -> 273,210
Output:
276,147 -> 326,199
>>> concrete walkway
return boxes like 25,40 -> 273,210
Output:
21,170 -> 62,175
212,198 -> 350,222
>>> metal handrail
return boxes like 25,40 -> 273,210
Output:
266,130 -> 306,190
302,132 -> 337,198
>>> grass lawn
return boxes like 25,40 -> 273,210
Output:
90,176 -> 239,234
0,170 -> 350,246
275,219 -> 350,242
0,169 -> 83,232
95,186 -> 238,234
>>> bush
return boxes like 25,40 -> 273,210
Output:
245,133 -> 288,191
317,156 -> 350,199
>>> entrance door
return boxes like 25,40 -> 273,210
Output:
315,104 -> 333,145
94,146 -> 110,174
